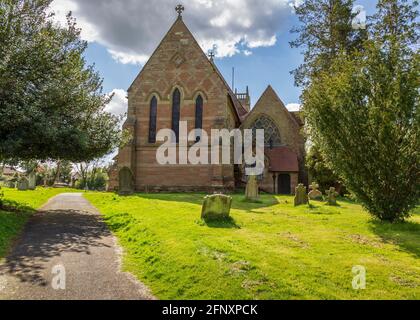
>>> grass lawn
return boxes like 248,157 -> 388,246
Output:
0,187 -> 75,259
85,192 -> 420,300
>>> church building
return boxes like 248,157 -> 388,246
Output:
108,6 -> 306,194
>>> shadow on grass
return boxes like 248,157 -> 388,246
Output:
305,202 -> 342,215
369,219 -> 420,258
133,193 -> 281,212
200,216 -> 241,229
1,199 -> 36,214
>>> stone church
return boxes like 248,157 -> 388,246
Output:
108,6 -> 306,194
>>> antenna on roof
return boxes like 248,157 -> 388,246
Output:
232,67 -> 235,91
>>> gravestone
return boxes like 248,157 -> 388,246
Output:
118,167 -> 134,195
5,180 -> 15,188
28,172 -> 36,190
308,182 -> 323,201
294,183 -> 308,206
326,187 -> 339,205
245,175 -> 259,201
201,194 -> 232,220
17,177 -> 29,191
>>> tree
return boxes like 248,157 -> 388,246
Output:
290,0 -> 366,87
303,0 -> 419,221
0,0 -> 124,162
306,145 -> 342,193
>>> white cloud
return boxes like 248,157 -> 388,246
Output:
49,0 -> 293,65
286,103 -> 301,112
243,50 -> 253,56
105,89 -> 128,117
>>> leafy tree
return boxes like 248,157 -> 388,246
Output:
303,0 -> 419,221
306,145 -> 342,193
0,0 -> 124,162
290,0 -> 366,87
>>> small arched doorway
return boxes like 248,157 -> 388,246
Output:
278,174 -> 291,194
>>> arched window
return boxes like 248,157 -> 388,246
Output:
148,96 -> 158,143
172,89 -> 181,143
195,95 -> 203,142
250,115 -> 281,146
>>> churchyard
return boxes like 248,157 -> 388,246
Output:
1,187 -> 418,300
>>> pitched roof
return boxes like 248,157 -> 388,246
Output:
265,146 -> 299,172
244,85 -> 301,128
127,16 -> 248,122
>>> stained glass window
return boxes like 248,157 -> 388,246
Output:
195,95 -> 203,142
250,115 -> 281,146
148,96 -> 157,143
172,89 -> 181,143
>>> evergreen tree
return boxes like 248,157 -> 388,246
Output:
290,0 -> 366,87
303,0 -> 419,221
0,0 -> 124,162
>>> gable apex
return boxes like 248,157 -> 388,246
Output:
127,16 -> 189,93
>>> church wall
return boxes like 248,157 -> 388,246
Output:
124,18 -> 236,192
240,88 -> 306,186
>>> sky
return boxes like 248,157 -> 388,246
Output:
49,0 -> 378,117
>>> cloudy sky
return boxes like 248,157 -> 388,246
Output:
50,0 -> 377,117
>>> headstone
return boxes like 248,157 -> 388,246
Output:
326,187 -> 339,205
118,167 -> 134,195
201,194 -> 232,220
308,182 -> 323,201
245,175 -> 259,201
5,180 -> 15,188
294,183 -> 308,206
17,177 -> 29,191
28,172 -> 36,190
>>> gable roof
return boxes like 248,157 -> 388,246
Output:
245,85 -> 301,129
127,16 -> 248,122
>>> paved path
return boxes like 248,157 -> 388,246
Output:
0,193 -> 155,300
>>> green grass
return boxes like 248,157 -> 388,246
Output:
85,192 -> 420,300
0,187 -> 75,259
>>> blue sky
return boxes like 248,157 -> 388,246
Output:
51,0 -> 378,115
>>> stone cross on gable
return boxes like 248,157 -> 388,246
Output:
208,50 -> 215,61
208,44 -> 217,61
175,4 -> 185,17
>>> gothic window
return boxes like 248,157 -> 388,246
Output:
195,95 -> 203,142
250,115 -> 281,146
172,89 -> 181,143
148,96 -> 158,143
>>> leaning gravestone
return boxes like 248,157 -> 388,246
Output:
118,167 -> 134,195
201,194 -> 232,220
294,183 -> 309,206
326,187 -> 339,205
308,182 -> 323,201
28,172 -> 36,190
17,177 -> 29,191
245,175 -> 259,201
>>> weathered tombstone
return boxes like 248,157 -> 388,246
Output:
201,194 -> 232,220
5,180 -> 15,188
118,167 -> 134,195
17,177 -> 29,191
326,187 -> 339,205
308,182 -> 323,201
28,172 -> 36,190
245,175 -> 259,201
294,183 -> 309,206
